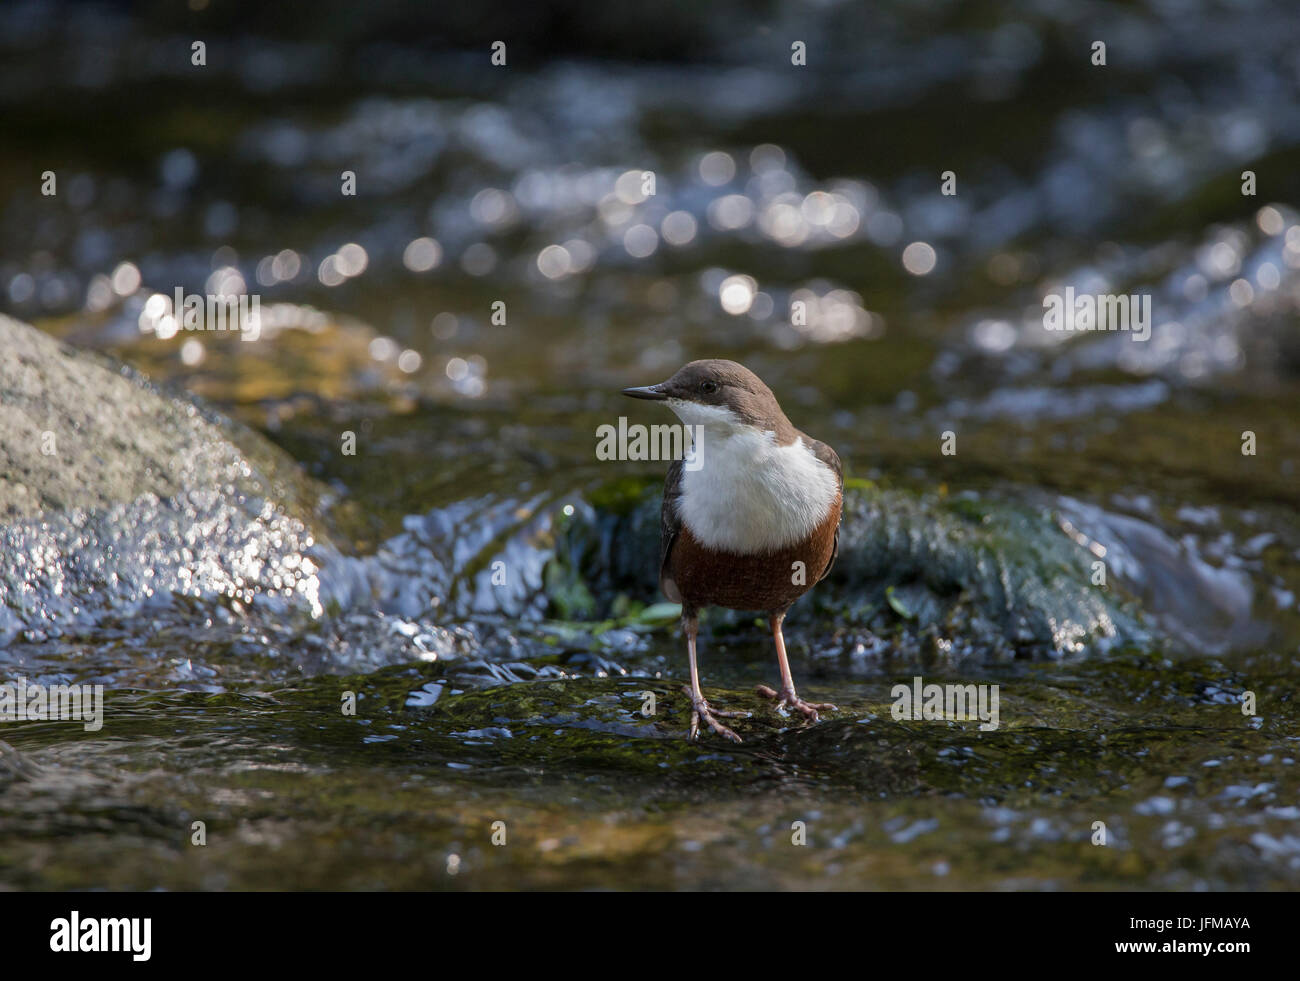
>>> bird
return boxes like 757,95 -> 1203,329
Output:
622,359 -> 843,742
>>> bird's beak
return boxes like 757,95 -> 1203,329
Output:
621,384 -> 669,401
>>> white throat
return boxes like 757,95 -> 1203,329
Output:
668,400 -> 838,554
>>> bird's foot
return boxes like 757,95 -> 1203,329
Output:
683,687 -> 746,743
755,684 -> 837,723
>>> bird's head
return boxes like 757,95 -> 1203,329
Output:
622,359 -> 790,436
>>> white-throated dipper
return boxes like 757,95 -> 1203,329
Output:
623,360 -> 842,742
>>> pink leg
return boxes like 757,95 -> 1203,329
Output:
756,611 -> 837,722
683,613 -> 745,742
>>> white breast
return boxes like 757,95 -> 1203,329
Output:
669,400 -> 838,554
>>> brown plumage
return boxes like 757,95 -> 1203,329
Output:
660,459 -> 841,613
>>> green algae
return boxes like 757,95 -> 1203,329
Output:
2,648 -> 1296,890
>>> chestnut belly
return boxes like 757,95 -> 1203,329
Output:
668,501 -> 840,614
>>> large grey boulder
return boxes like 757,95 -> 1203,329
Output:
0,315 -> 349,643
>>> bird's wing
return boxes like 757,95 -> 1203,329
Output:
808,437 -> 843,584
659,458 -> 684,603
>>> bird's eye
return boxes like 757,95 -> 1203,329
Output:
700,380 -> 718,394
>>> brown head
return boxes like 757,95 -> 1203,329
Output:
622,359 -> 797,441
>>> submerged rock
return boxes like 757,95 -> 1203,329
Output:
546,478 -> 1151,662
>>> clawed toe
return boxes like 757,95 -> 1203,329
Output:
756,684 -> 837,722
683,687 -> 745,743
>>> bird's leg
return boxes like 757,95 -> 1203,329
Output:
682,612 -> 745,743
756,611 -> 837,722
